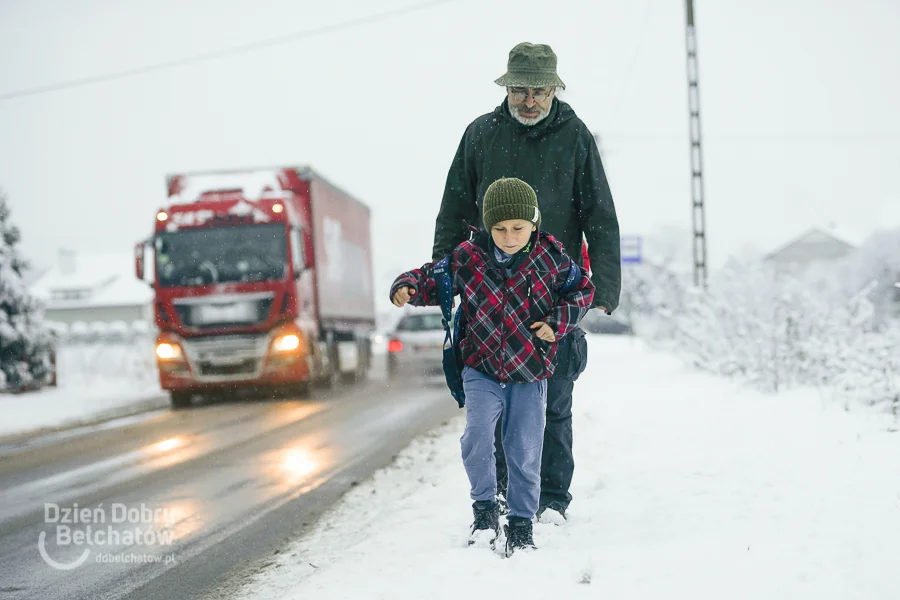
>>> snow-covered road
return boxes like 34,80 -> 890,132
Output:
0,377 -> 457,600
240,335 -> 900,600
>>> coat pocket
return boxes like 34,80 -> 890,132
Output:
564,327 -> 588,381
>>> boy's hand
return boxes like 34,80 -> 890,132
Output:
392,286 -> 416,307
530,321 -> 556,342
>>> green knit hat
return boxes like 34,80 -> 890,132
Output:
482,178 -> 542,231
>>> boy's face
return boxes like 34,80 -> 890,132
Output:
490,219 -> 536,254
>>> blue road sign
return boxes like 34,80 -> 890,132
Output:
621,235 -> 642,264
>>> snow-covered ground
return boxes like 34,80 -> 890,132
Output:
0,381 -> 165,438
240,335 -> 900,600
0,340 -> 164,438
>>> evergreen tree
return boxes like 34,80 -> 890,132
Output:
0,188 -> 52,391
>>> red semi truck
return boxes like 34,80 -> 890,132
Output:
135,167 -> 376,408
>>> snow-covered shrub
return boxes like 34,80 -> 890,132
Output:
672,262 -> 894,399
810,229 -> 900,323
629,229 -> 900,409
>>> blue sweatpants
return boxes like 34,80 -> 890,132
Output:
460,366 -> 547,520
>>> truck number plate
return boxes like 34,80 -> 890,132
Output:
195,302 -> 256,324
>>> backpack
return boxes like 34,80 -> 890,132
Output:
433,253 -> 584,409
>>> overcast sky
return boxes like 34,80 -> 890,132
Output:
1,0 -> 898,306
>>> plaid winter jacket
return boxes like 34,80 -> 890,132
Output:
391,230 -> 594,383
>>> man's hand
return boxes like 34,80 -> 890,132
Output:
392,286 -> 416,307
595,305 -> 608,314
530,321 -> 556,342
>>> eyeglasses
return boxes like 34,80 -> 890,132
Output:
507,87 -> 553,103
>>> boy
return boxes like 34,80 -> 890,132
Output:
391,177 -> 594,555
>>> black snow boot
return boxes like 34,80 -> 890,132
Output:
536,502 -> 567,524
468,500 -> 500,547
504,517 -> 536,556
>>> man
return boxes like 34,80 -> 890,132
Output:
431,42 -> 621,520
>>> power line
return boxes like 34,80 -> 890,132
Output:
607,0 -> 657,125
0,0 -> 460,102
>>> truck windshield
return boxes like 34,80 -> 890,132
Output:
155,223 -> 287,287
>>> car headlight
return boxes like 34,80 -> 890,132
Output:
156,342 -> 183,360
272,333 -> 301,352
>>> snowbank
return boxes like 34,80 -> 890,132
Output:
0,338 -> 164,438
238,336 -> 900,600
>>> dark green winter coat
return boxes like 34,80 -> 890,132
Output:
432,97 -> 621,312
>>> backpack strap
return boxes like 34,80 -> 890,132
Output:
433,255 -> 466,408
433,256 -> 454,326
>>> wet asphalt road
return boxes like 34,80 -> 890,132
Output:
0,376 -> 456,600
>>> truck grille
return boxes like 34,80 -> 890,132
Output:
181,334 -> 268,381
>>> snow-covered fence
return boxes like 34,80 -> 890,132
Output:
51,323 -> 158,390
49,320 -> 152,344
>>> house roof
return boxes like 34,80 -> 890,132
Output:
764,225 -> 866,261
29,252 -> 152,310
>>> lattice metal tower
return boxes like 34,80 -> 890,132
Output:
684,0 -> 708,287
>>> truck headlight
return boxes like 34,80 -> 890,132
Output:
272,333 -> 301,352
156,342 -> 183,360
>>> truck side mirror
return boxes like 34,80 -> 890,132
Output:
289,228 -> 307,279
135,240 -> 155,286
134,241 -> 146,281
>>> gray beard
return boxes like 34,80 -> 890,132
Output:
509,102 -> 552,126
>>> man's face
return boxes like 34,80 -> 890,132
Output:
507,86 -> 555,126
490,219 -> 537,254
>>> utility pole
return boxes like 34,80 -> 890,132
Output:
684,0 -> 708,287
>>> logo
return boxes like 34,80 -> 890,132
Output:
322,216 -> 371,297
323,217 -> 344,283
38,502 -> 177,571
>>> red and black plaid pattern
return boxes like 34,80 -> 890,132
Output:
391,232 -> 594,383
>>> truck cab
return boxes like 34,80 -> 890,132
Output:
136,168 -> 374,408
